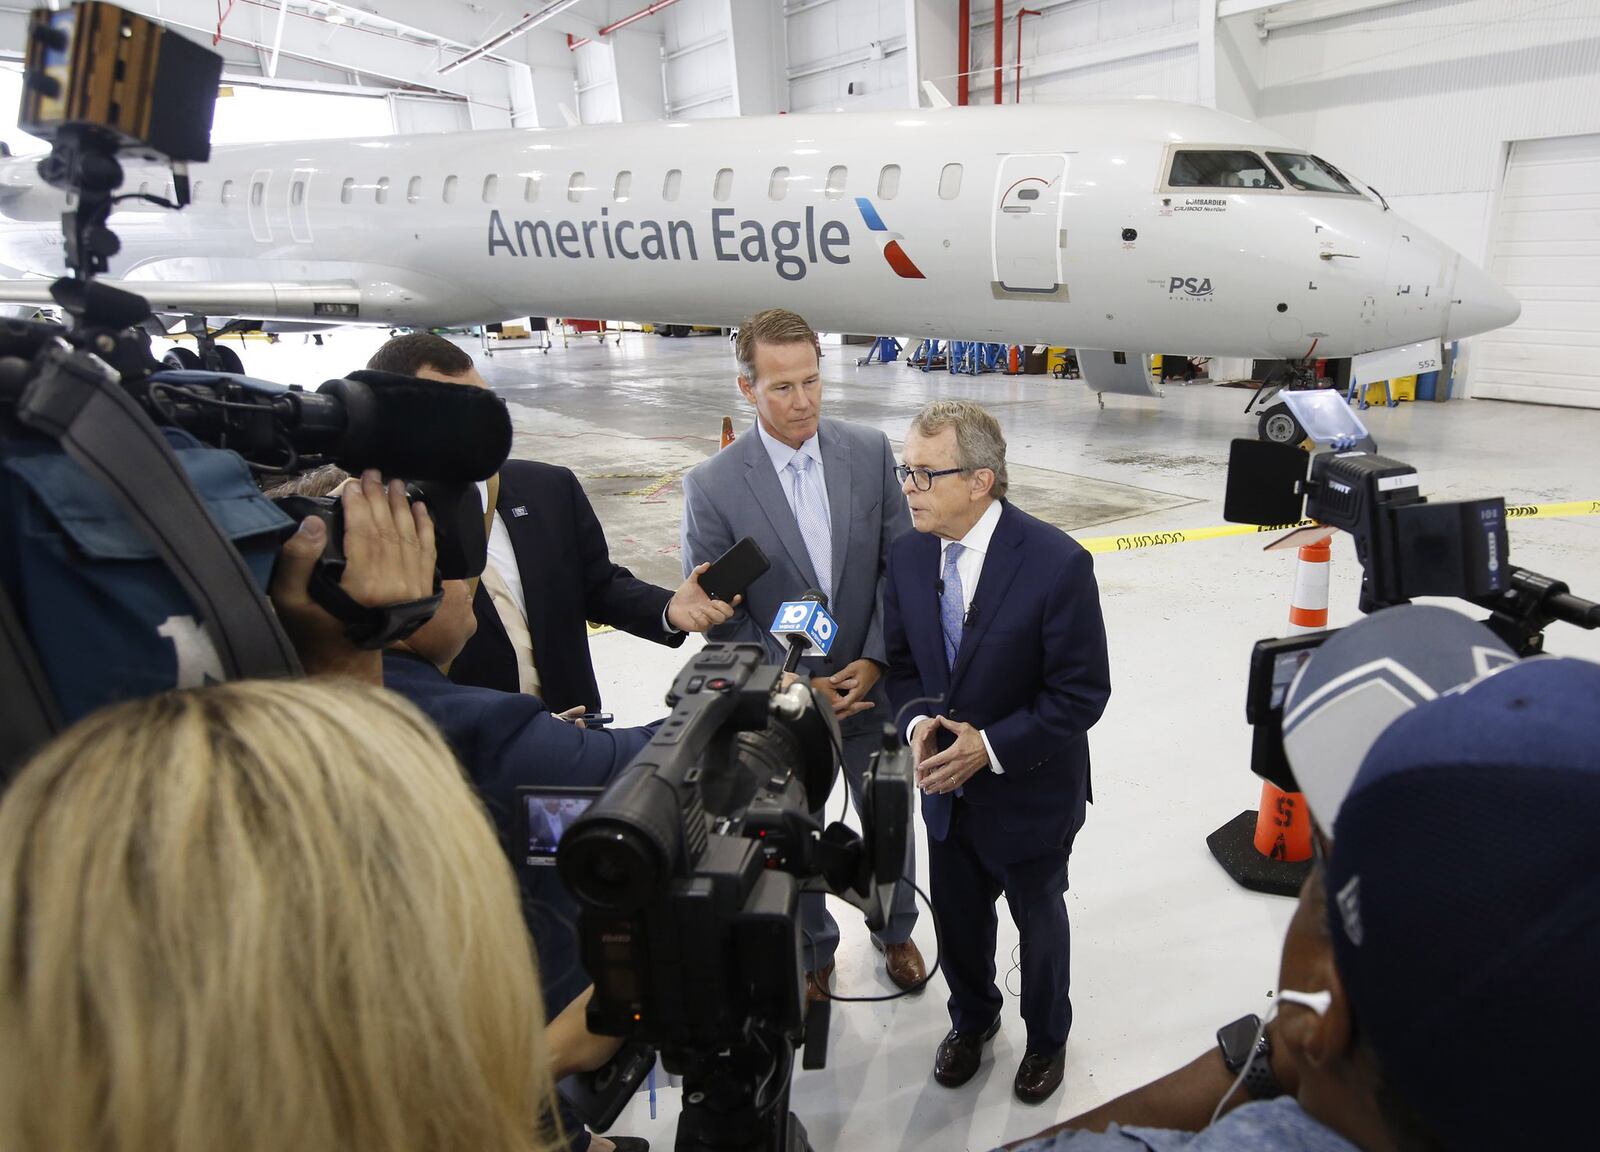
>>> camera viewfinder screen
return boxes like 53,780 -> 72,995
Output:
524,792 -> 597,865
1270,648 -> 1316,713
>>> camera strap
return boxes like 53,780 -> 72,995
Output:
0,579 -> 63,782
17,340 -> 304,682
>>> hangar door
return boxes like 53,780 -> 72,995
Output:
1472,133 -> 1600,408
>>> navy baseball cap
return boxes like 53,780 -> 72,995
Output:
1287,606 -> 1600,1150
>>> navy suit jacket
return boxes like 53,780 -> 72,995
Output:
449,459 -> 685,712
883,501 -> 1110,849
384,651 -> 656,1008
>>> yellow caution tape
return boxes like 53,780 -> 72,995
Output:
1078,500 -> 1600,556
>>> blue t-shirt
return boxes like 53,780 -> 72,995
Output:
1001,1098 -> 1361,1152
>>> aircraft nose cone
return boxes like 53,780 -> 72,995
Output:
1446,258 -> 1521,340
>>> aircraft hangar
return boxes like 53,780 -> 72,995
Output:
1,3 -> 1598,1151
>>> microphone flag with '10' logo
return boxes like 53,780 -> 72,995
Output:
770,599 -> 837,658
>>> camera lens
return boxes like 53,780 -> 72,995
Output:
560,822 -> 662,912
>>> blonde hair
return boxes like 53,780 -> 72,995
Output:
909,400 -> 1010,499
0,680 -> 561,1152
734,307 -> 820,384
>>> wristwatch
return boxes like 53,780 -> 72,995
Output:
1216,1014 -> 1285,1100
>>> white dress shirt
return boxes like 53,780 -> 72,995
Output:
907,498 -> 1006,773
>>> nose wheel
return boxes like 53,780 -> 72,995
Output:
1257,403 -> 1307,445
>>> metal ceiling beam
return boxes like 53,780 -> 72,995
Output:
438,0 -> 591,74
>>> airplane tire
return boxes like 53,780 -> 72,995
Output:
162,346 -> 201,370
210,345 -> 245,374
1258,403 -> 1306,446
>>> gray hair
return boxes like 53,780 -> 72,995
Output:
909,400 -> 1008,499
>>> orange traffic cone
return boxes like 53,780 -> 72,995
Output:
719,416 -> 735,450
1007,345 -> 1020,374
1208,536 -> 1332,895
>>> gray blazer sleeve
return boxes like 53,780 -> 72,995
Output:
863,430 -> 911,667
680,463 -> 768,649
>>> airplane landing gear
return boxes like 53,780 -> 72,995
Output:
166,316 -> 248,374
1257,402 -> 1307,445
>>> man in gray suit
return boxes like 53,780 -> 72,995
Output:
681,308 -> 925,1000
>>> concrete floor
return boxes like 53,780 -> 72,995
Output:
193,328 -> 1600,1151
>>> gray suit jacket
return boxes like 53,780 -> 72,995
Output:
681,416 -> 910,683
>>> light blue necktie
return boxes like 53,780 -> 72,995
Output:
940,542 -> 965,670
787,452 -> 832,601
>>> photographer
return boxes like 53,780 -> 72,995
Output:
1004,607 -> 1599,1152
0,677 -> 621,1152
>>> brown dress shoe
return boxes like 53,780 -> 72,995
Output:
872,937 -> 927,991
932,1016 -> 1001,1088
1013,1046 -> 1065,1104
805,962 -> 835,1004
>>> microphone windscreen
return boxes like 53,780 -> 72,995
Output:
322,371 -> 513,482
801,587 -> 829,609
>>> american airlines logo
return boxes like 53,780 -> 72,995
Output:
855,198 -> 926,279
485,206 -> 851,282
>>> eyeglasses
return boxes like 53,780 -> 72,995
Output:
895,465 -> 968,491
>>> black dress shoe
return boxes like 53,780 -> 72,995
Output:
1013,1045 -> 1065,1104
932,1016 -> 1002,1088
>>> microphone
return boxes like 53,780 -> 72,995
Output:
769,589 -> 838,675
964,602 -> 979,626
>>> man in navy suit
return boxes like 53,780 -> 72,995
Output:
883,400 -> 1110,1106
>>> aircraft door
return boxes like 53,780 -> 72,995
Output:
992,153 -> 1068,293
247,168 -> 272,244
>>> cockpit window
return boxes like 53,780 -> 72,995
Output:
1267,152 -> 1361,195
1167,150 -> 1282,190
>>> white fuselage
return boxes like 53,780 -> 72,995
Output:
0,102 -> 1518,358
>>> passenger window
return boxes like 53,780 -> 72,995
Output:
443,175 -> 459,204
713,168 -> 733,202
340,178 -> 354,204
568,171 -> 587,203
769,166 -> 789,200
483,174 -> 499,203
221,180 -> 235,205
407,176 -> 423,203
524,174 -> 540,202
877,164 -> 900,200
825,165 -> 847,200
139,181 -> 150,196
191,180 -> 205,201
1265,152 -> 1359,195
938,162 -> 962,200
251,181 -> 265,206
663,168 -> 682,201
291,180 -> 305,206
613,170 -> 632,201
375,177 -> 390,205
1167,150 -> 1281,190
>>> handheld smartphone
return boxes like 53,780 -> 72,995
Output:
515,785 -> 605,867
698,536 -> 770,603
558,1041 -> 657,1133
579,711 -> 613,728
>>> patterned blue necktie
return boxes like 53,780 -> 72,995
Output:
940,542 -> 965,670
788,452 -> 832,601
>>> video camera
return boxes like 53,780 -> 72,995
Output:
558,644 -> 912,1152
1223,394 -> 1598,792
0,3 -> 510,775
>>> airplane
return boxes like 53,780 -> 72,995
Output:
0,99 -> 1519,427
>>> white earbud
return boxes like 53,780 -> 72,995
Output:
1278,988 -> 1332,1016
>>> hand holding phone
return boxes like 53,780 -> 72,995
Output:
699,536 -> 771,603
579,711 -> 613,728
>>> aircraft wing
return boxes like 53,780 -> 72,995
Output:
1076,349 -> 1163,398
0,277 -> 361,321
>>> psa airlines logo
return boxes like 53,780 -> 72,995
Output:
1168,276 -> 1214,299
855,197 -> 926,279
